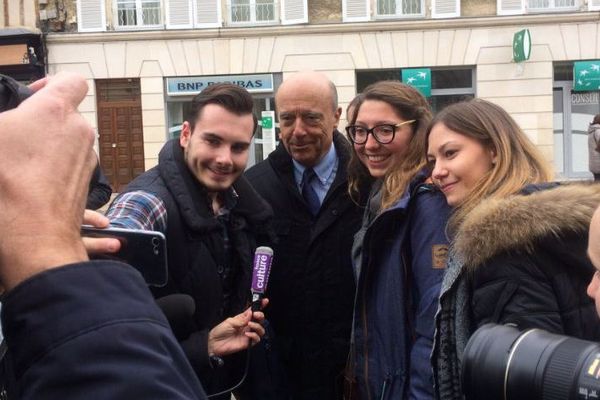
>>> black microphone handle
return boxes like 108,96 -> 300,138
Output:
251,290 -> 267,312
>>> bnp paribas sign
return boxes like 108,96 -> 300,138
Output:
573,61 -> 600,92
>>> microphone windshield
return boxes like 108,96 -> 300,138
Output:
251,246 -> 273,295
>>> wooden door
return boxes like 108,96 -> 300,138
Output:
96,79 -> 145,192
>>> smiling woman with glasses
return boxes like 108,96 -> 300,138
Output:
345,81 -> 451,400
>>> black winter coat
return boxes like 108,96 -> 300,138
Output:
245,132 -> 367,400
455,184 -> 600,340
433,183 -> 600,400
122,139 -> 273,397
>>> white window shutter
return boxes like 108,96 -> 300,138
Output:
77,0 -> 105,32
432,0 -> 459,17
589,0 -> 600,11
166,0 -> 193,28
343,0 -> 369,21
281,0 -> 308,25
497,0 -> 524,15
194,0 -> 222,27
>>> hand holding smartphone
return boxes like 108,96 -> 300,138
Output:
81,226 -> 168,287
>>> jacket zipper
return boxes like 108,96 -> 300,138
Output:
379,377 -> 390,400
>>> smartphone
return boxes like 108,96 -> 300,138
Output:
81,226 -> 168,287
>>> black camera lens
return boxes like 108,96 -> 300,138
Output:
462,324 -> 600,400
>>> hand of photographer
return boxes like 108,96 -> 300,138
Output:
82,209 -> 121,255
207,299 -> 268,357
0,72 -> 96,290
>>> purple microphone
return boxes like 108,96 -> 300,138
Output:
251,246 -> 274,311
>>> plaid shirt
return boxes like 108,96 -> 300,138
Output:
106,191 -> 168,233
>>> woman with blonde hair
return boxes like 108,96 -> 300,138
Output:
426,98 -> 600,400
346,81 -> 451,400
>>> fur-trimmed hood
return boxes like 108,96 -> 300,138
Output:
454,183 -> 600,268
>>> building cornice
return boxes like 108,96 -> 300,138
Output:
46,12 -> 600,44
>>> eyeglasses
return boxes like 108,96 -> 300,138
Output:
345,120 -> 416,145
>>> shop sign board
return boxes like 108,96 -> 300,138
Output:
574,61 -> 600,92
513,29 -> 531,63
401,68 -> 431,97
260,111 -> 276,155
167,74 -> 274,96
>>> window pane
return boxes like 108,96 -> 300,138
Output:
117,0 -> 137,26
431,69 -> 472,89
555,0 -> 575,6
232,0 -> 251,22
377,0 -> 396,14
554,63 -> 573,82
528,0 -> 550,7
142,0 -> 161,25
429,94 -> 474,113
256,0 -> 275,21
402,0 -> 421,14
356,69 -> 400,92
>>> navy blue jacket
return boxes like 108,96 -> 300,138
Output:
1,261 -> 207,400
352,175 -> 450,400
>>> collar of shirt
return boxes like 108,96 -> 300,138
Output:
292,143 -> 337,188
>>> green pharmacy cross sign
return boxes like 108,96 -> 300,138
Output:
574,61 -> 600,92
402,68 -> 431,97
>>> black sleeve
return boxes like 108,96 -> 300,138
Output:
470,254 -> 564,334
86,163 -> 113,210
1,261 -> 208,400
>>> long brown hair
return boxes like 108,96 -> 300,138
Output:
347,81 -> 432,210
346,93 -> 373,204
426,99 -> 553,232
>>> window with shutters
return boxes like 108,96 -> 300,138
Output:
497,0 -> 578,14
115,0 -> 162,28
228,0 -> 278,25
527,0 -> 577,10
375,0 -> 424,18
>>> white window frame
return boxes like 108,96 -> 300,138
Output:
374,0 -> 425,19
227,0 -> 278,26
114,0 -> 164,29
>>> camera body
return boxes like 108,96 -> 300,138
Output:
462,324 -> 600,400
0,74 -> 32,113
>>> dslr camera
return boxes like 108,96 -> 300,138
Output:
0,74 -> 32,113
462,323 -> 600,400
